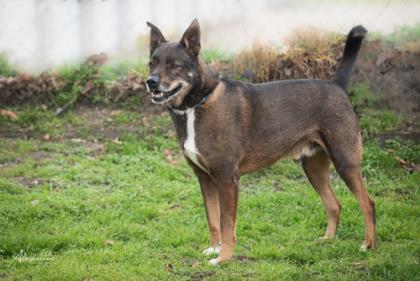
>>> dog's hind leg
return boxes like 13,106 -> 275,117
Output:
302,149 -> 341,239
335,166 -> 376,250
196,172 -> 221,255
324,134 -> 376,250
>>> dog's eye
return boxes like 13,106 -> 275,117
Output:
173,62 -> 183,68
149,61 -> 157,68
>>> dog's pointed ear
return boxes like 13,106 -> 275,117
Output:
180,19 -> 201,56
146,21 -> 166,56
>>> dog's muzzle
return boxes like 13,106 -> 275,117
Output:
148,83 -> 183,104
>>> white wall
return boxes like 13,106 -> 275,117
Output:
0,0 -> 419,71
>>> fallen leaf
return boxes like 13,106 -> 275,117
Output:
395,156 -> 420,172
0,109 -> 18,120
164,149 -> 178,165
103,240 -> 114,246
169,204 -> 180,209
81,81 -> 94,96
165,263 -> 173,272
31,200 -> 40,206
112,138 -> 122,144
71,138 -> 85,143
85,53 -> 108,66
109,110 -> 121,117
142,117 -> 150,127
351,262 -> 370,272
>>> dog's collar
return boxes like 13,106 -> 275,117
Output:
167,93 -> 210,115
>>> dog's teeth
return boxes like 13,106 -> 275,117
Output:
153,92 -> 164,98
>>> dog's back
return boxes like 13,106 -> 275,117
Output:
209,26 -> 368,173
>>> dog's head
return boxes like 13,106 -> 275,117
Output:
146,19 -> 202,107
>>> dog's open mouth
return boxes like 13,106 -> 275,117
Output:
151,84 -> 183,103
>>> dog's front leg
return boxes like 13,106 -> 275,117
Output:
196,172 -> 221,255
209,175 -> 239,265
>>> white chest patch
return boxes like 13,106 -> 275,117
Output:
183,108 -> 208,173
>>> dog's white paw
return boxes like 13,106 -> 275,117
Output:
202,245 -> 221,256
360,244 -> 368,252
209,257 -> 220,265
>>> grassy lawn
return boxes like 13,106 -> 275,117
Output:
0,104 -> 418,281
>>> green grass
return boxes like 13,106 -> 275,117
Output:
348,83 -> 403,138
100,59 -> 149,81
201,48 -> 233,63
370,22 -> 420,47
0,53 -> 17,77
0,103 -> 419,280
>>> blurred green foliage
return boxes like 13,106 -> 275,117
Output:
0,53 -> 17,77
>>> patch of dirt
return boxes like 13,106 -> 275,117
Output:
27,151 -> 51,161
351,262 -> 370,273
273,182 -> 285,192
0,125 -> 31,139
190,271 -> 215,281
234,255 -> 254,263
0,157 -> 22,168
0,106 -> 172,148
378,131 -> 420,147
353,41 -> 420,124
0,272 -> 10,279
379,187 -> 418,197
13,176 -> 49,188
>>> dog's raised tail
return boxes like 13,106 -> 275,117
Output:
335,25 -> 367,90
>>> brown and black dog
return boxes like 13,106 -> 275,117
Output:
145,19 -> 375,265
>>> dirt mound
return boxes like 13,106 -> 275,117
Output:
353,41 -> 420,123
0,68 -> 154,113
222,40 -> 420,124
231,42 -> 342,82
1,39 -> 419,124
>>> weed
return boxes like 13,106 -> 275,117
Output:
384,139 -> 420,164
360,110 -> 402,137
348,83 -> 378,111
108,110 -> 140,125
201,48 -> 233,63
348,82 -> 403,138
371,22 -> 420,47
55,63 -> 107,106
100,59 -> 149,81
0,53 -> 17,77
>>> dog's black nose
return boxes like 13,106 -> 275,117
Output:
146,75 -> 160,89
